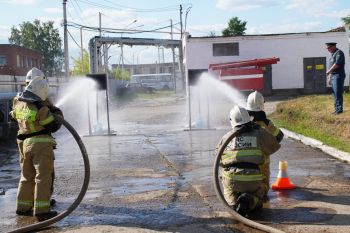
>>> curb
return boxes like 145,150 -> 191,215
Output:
281,128 -> 350,164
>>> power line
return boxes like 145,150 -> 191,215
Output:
75,0 -> 181,12
67,21 -> 181,35
67,29 -> 81,49
71,0 -> 89,26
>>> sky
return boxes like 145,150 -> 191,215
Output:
0,0 -> 350,67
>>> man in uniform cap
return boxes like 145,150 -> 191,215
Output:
325,42 -> 346,115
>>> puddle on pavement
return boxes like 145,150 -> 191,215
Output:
111,177 -> 176,196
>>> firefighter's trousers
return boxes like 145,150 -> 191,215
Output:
221,168 -> 266,211
16,139 -> 54,215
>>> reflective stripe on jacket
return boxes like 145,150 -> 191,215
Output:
11,97 -> 55,140
219,130 -> 265,167
223,172 -> 264,182
255,120 -> 284,143
217,124 -> 281,168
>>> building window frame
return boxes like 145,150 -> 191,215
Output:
213,42 -> 239,56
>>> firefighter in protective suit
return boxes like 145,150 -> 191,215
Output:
10,75 -> 63,221
246,91 -> 284,198
23,67 -> 57,206
217,106 -> 280,216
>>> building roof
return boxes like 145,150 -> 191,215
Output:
187,26 -> 346,39
0,44 -> 42,54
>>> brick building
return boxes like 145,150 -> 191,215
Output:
0,44 -> 43,76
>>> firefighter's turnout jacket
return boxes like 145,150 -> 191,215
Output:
249,111 -> 284,195
11,92 -> 63,215
217,122 -> 280,210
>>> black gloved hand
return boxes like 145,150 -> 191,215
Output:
249,111 -> 270,125
49,105 -> 63,116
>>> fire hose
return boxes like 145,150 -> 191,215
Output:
213,130 -> 285,233
7,114 -> 90,233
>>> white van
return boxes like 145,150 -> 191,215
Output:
130,73 -> 174,90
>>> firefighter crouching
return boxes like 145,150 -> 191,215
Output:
217,106 -> 280,216
246,91 -> 284,199
10,74 -> 63,221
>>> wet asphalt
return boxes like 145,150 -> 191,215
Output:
1,94 -> 350,233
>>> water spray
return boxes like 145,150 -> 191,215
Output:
187,72 -> 246,130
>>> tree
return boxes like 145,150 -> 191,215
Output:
110,67 -> 130,81
9,19 -> 63,76
208,31 -> 217,37
71,49 -> 90,76
222,17 -> 247,36
342,15 -> 350,25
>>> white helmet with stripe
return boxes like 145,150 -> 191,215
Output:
26,67 -> 45,85
25,76 -> 49,101
229,105 -> 251,128
246,91 -> 264,111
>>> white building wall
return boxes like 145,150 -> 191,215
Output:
184,31 -> 350,89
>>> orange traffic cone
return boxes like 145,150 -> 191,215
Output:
271,161 -> 295,190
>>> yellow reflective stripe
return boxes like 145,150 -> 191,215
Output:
224,173 -> 264,181
236,149 -> 262,157
17,200 -> 33,206
222,149 -> 262,160
39,115 -> 54,126
272,128 -> 280,137
28,121 -> 36,132
25,137 -> 53,143
15,108 -> 37,121
35,200 -> 50,208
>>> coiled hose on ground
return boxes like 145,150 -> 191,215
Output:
7,115 -> 90,233
213,130 -> 285,233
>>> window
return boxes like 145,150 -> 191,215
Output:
17,55 -> 20,67
213,42 -> 239,56
21,56 -> 25,67
0,55 -> 7,66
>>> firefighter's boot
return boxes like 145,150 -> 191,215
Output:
16,210 -> 33,216
235,193 -> 250,216
50,199 -> 56,207
35,211 -> 57,222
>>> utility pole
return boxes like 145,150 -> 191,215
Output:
98,12 -> 102,73
179,4 -> 185,91
80,27 -> 84,73
63,0 -> 69,78
99,12 -> 102,37
170,19 -> 176,93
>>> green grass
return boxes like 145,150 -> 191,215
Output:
270,93 -> 350,153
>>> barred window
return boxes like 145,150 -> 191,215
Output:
213,43 -> 239,56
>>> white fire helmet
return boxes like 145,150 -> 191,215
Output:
25,76 -> 49,101
26,67 -> 45,85
246,91 -> 264,111
229,105 -> 251,128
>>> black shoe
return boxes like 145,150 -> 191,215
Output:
262,194 -> 269,203
332,110 -> 343,115
235,194 -> 250,216
50,199 -> 56,207
16,210 -> 33,216
35,211 -> 58,222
